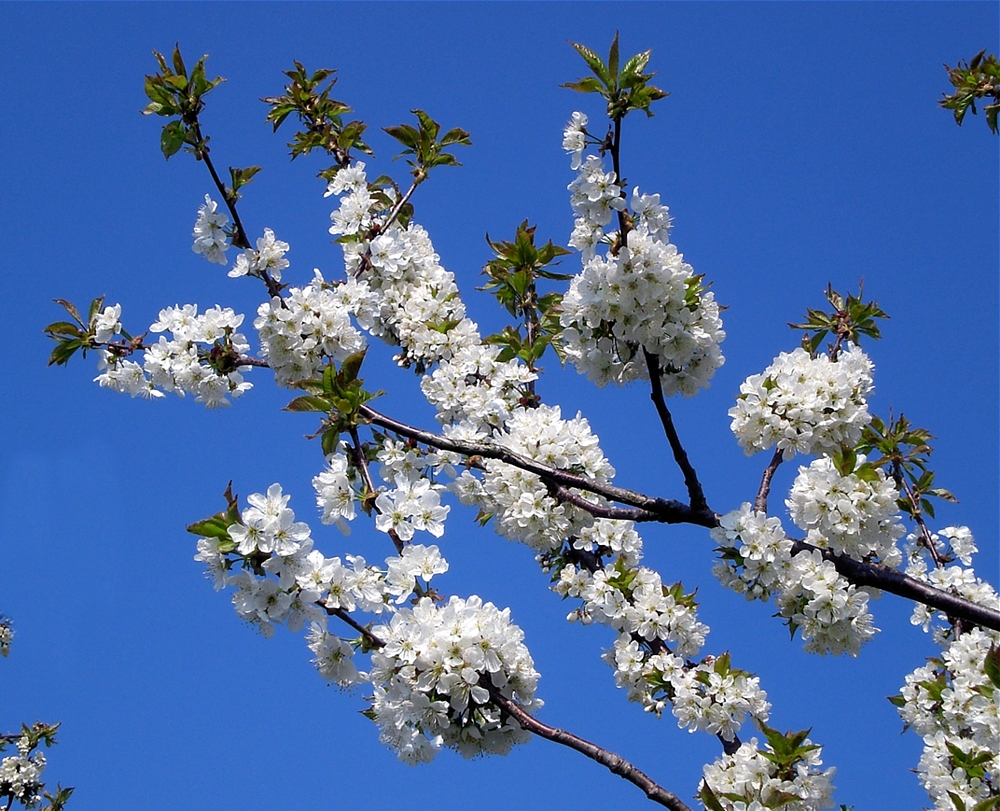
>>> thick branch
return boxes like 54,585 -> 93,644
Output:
643,351 -> 708,512
484,679 -> 693,811
790,540 -> 1000,633
359,405 -> 716,528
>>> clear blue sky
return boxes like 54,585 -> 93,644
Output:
1,3 -> 997,809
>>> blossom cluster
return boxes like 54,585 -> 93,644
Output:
192,484 -> 541,764
786,455 -> 904,566
701,736 -> 836,811
896,627 -> 999,809
95,304 -> 252,407
452,404 -> 615,553
729,344 -> 874,459
0,735 -> 46,809
902,528 -> 1000,641
559,122 -> 726,395
230,227 -> 290,282
368,595 -> 540,763
322,156 -> 781,752
254,270 -> 369,387
191,194 -> 230,265
0,617 -> 12,658
712,504 -> 878,656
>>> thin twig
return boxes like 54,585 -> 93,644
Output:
379,178 -> 421,235
546,482 -> 660,522
188,118 -> 283,300
483,679 -> 694,811
643,351 -> 708,512
753,449 -> 784,514
348,426 -> 404,554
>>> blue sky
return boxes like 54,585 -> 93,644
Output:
1,3 -> 997,809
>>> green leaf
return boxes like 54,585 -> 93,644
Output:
569,40 -> 612,87
53,298 -> 84,326
607,31 -> 620,81
284,395 -> 333,413
44,321 -> 83,338
697,782 -> 727,811
984,644 -> 1000,689
186,515 -> 234,540
171,44 -> 187,78
160,119 -> 186,159
561,77 -> 605,94
340,348 -> 367,383
47,339 -> 83,367
321,427 -> 340,456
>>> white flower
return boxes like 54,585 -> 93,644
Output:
192,194 -> 230,264
562,111 -> 588,170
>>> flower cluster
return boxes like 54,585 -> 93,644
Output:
786,455 -> 904,565
0,735 -> 46,809
230,228 -> 290,282
191,194 -> 230,265
729,345 -> 874,459
896,627 -> 999,810
452,404 -> 614,553
700,735 -> 836,811
368,594 -> 541,763
312,452 -> 361,534
0,617 -> 13,658
95,304 -> 252,407
902,527 -> 1000,641
560,137 -> 725,395
560,223 -> 726,394
254,269 -> 368,387
713,505 -> 878,656
329,163 -> 481,371
193,484 -> 541,765
420,344 -> 536,430
567,154 -> 627,256
558,560 -> 757,736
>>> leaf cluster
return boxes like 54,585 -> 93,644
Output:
383,109 -> 471,182
858,414 -> 957,522
940,50 -> 1000,135
263,62 -> 372,175
789,283 -> 888,357
563,33 -> 669,121
480,221 -> 571,369
285,351 -> 382,455
142,45 -> 225,160
44,296 -> 138,367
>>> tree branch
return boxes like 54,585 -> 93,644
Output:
483,679 -> 693,811
358,405 -> 1000,632
753,449 -> 784,514
348,426 -> 404,554
643,351 -> 708,512
790,539 -> 1000,633
359,405 -> 716,528
188,118 -> 283,300
546,482 -> 661,522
